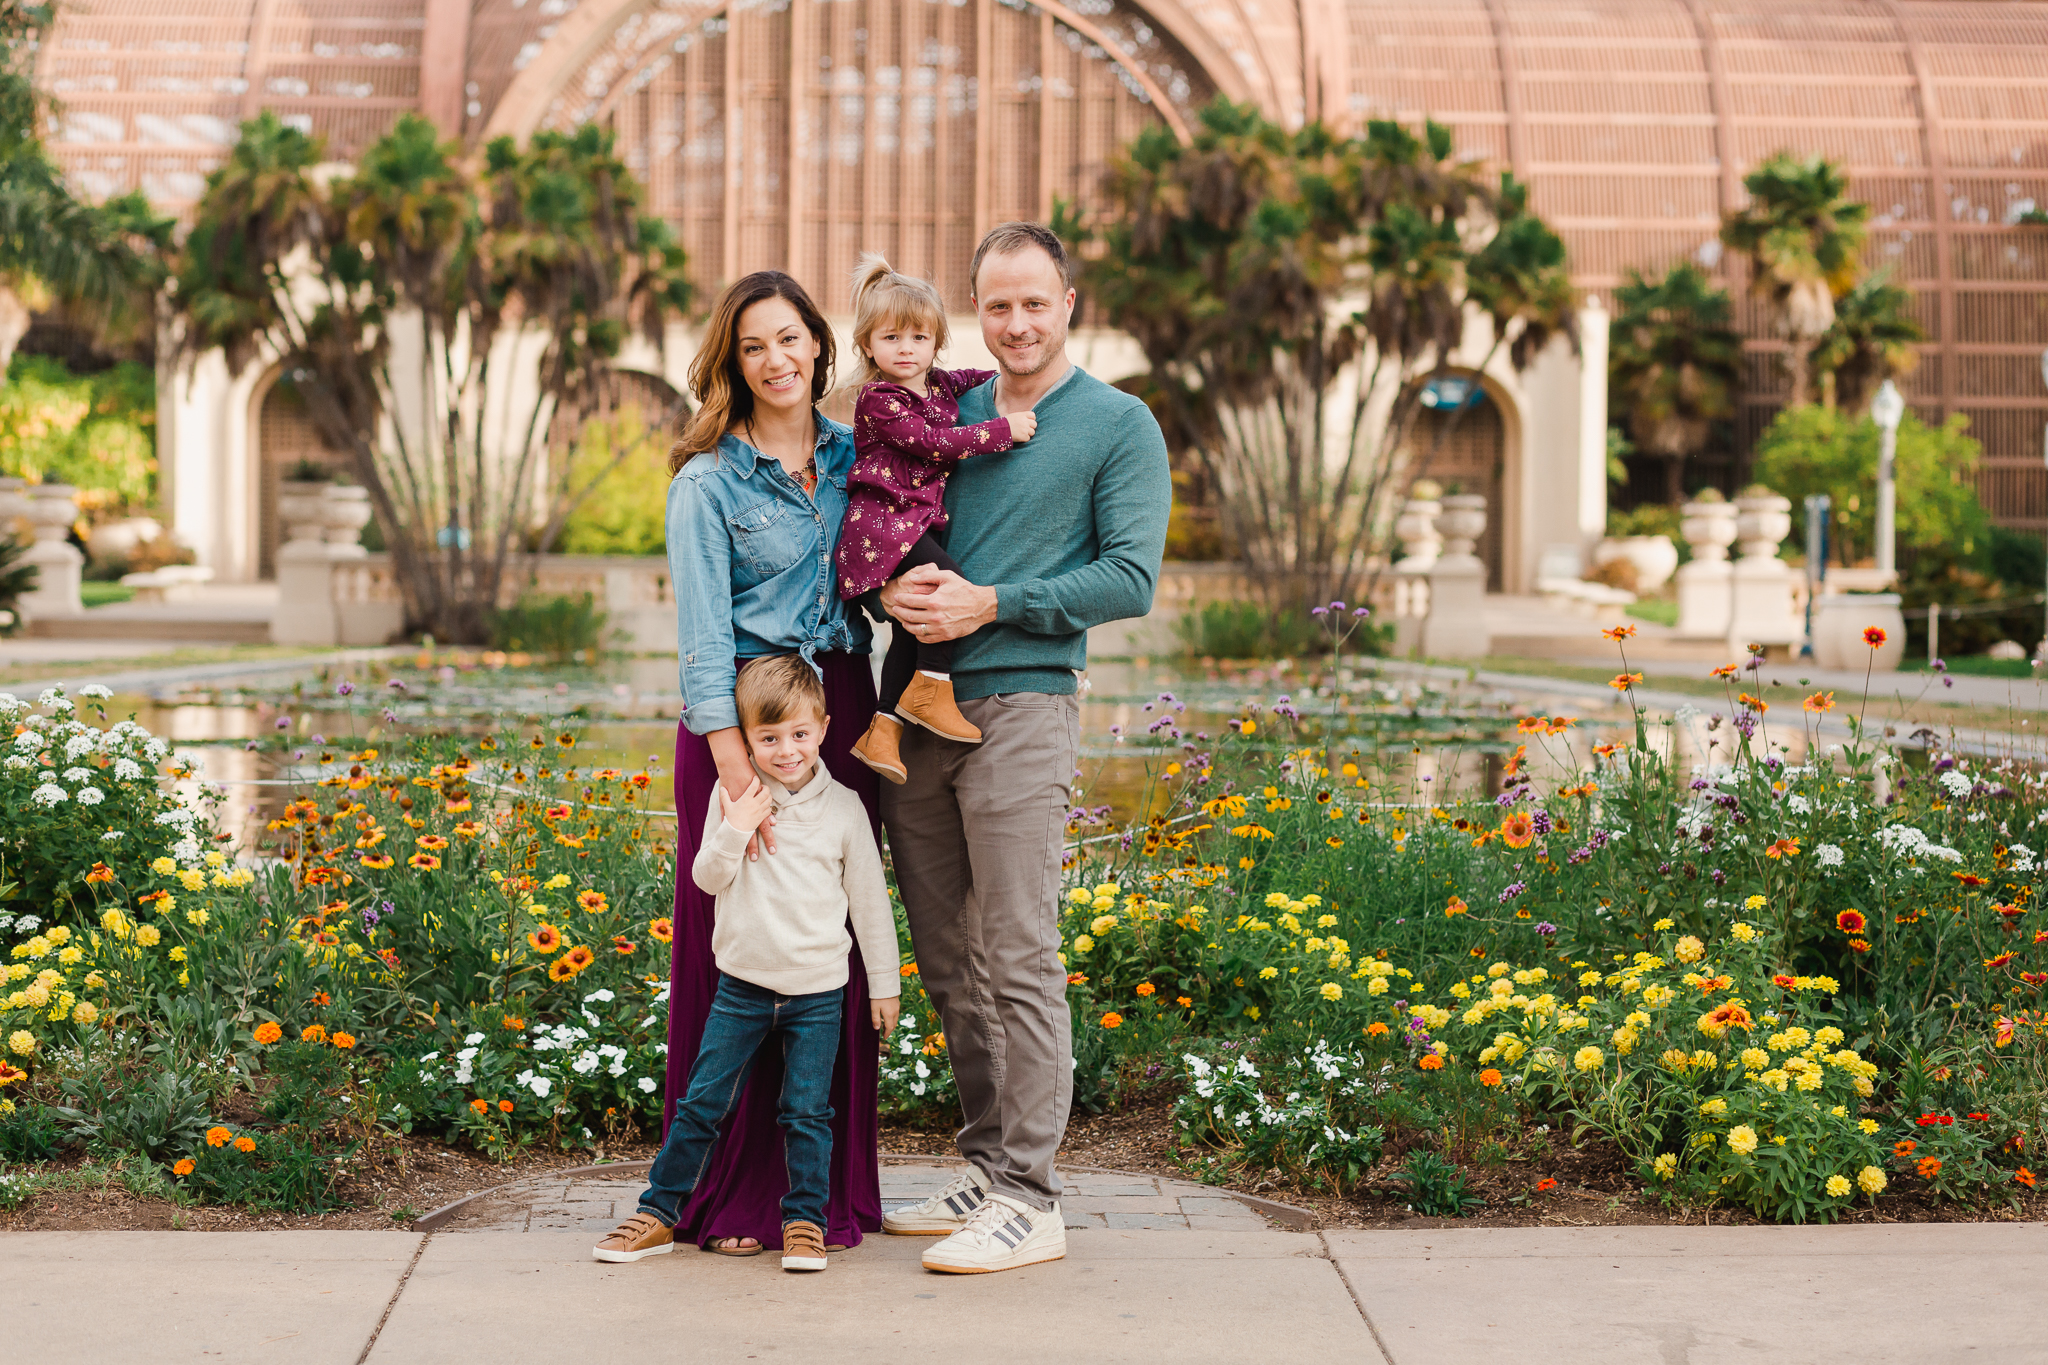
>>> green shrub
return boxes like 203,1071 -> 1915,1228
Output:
1174,600 -> 1324,659
1385,1149 -> 1484,1216
486,592 -> 611,662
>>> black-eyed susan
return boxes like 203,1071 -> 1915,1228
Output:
548,957 -> 578,982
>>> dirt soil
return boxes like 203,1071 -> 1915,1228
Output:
6,1091 -> 2039,1232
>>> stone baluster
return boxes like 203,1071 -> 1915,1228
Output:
1726,487 -> 1800,653
19,483 -> 85,619
1421,493 -> 1490,659
1673,491 -> 1737,639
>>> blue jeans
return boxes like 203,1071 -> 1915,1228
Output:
638,972 -> 842,1230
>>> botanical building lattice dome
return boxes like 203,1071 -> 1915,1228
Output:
35,0 -> 2048,525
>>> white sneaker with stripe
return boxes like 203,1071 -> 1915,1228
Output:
920,1192 -> 1067,1274
882,1166 -> 992,1235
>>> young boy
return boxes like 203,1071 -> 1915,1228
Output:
593,655 -> 901,1272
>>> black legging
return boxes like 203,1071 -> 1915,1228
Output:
878,532 -> 960,713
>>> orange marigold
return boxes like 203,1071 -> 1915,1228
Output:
233,1135 -> 256,1153
331,1031 -> 356,1050
1100,1012 -> 1124,1029
205,1125 -> 233,1148
498,1099 -> 514,1113
2016,1168 -> 2037,1189
1134,983 -> 1157,997
470,1098 -> 490,1114
300,1025 -> 327,1044
1418,1054 -> 1445,1071
253,1021 -> 283,1045
173,1158 -> 195,1176
1365,1022 -> 1390,1037
1479,1068 -> 1503,1087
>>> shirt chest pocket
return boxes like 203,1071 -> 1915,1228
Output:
727,498 -> 809,579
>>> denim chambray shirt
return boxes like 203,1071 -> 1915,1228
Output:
667,419 -> 872,735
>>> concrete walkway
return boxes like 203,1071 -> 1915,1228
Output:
6,1218 -> 2042,1363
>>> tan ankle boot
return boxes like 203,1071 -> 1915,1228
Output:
896,673 -> 982,743
851,714 -> 908,783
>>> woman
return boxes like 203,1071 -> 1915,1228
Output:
663,271 -> 883,1253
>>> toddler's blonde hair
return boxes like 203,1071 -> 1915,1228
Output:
849,253 -> 949,386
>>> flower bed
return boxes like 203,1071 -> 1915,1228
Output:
3,645 -> 2044,1224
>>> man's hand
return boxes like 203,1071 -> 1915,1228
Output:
880,563 -> 998,645
871,995 -> 900,1043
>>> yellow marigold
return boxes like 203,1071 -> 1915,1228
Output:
1573,1045 -> 1604,1073
70,1001 -> 98,1026
1258,967 -> 1279,980
134,925 -> 161,948
1858,1166 -> 1887,1196
1320,982 -> 1343,1001
1825,1174 -> 1852,1198
1674,936 -> 1705,963
1727,1125 -> 1759,1155
1072,935 -> 1095,954
1699,1097 -> 1727,1117
7,1030 -> 36,1056
1652,1153 -> 1677,1180
253,1021 -> 283,1045
1090,915 -> 1118,935
1740,1047 -> 1771,1070
1730,922 -> 1757,943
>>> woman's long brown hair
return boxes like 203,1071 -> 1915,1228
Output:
670,271 -> 836,473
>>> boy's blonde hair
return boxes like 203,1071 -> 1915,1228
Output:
849,252 -> 949,386
734,654 -> 828,731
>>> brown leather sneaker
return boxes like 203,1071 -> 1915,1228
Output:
593,1211 -> 675,1263
782,1219 -> 828,1272
896,673 -> 982,744
851,713 -> 908,784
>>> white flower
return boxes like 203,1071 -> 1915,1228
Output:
36,688 -> 72,713
516,1069 -> 554,1098
64,735 -> 94,761
30,783 -> 66,806
172,837 -> 200,863
1815,843 -> 1844,867
1785,795 -> 1811,815
3,755 -> 27,771
100,830 -> 123,841
62,767 -> 93,783
637,1077 -> 657,1093
583,988 -> 616,1004
1939,770 -> 1973,800
112,759 -> 144,782
607,1060 -> 626,1077
456,1046 -> 479,1062
419,1052 -> 440,1062
463,1032 -> 485,1045
12,732 -> 44,752
572,1052 -> 601,1075
79,685 -> 112,700
144,739 -> 168,762
13,915 -> 38,933
76,787 -> 104,806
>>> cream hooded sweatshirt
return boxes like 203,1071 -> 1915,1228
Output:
691,760 -> 900,999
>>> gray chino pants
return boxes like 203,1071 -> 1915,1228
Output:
881,691 -> 1079,1211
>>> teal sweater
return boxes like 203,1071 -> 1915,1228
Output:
936,366 -> 1171,699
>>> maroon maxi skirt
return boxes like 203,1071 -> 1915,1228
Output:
662,651 -> 885,1250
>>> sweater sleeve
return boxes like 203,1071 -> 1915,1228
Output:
840,798 -> 902,998
991,402 -> 1172,635
690,799 -> 753,896
859,382 -> 1012,469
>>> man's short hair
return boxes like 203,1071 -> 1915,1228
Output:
969,221 -> 1074,297
734,655 -> 827,730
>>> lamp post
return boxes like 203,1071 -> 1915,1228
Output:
1871,379 -> 1906,581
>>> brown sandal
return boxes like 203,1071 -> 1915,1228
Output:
700,1236 -> 765,1257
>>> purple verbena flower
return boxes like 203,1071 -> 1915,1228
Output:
1535,922 -> 1558,936
336,679 -> 355,697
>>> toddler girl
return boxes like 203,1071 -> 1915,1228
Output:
836,253 -> 1036,784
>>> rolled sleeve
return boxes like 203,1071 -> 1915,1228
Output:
668,471 -> 742,735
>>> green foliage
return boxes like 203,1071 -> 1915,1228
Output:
1608,264 -> 1740,500
1173,600 -> 1324,660
486,592 -> 611,663
1720,153 -> 1871,405
1812,270 -> 1923,414
50,1066 -> 213,1162
551,407 -> 675,557
0,355 -> 157,506
1174,1040 -> 1386,1193
1751,405 -> 1988,567
172,112 -> 693,642
1058,98 -> 1573,609
1385,1148 -> 1484,1216
0,1098 -> 66,1160
0,531 -> 34,631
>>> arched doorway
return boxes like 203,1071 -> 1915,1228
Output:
1406,380 -> 1507,592
256,372 -> 351,580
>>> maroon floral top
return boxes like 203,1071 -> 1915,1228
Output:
835,366 -> 1012,598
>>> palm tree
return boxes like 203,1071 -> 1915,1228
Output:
0,4 -> 170,373
1058,99 -> 1573,608
1810,269 -> 1922,413
1720,153 -> 1868,408
1608,262 -> 1742,503
172,113 -> 691,642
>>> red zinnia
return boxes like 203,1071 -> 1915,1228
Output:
1535,1178 -> 1559,1193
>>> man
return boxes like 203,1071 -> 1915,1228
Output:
875,221 -> 1171,1273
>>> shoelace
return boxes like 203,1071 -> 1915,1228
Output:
959,1197 -> 1020,1240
